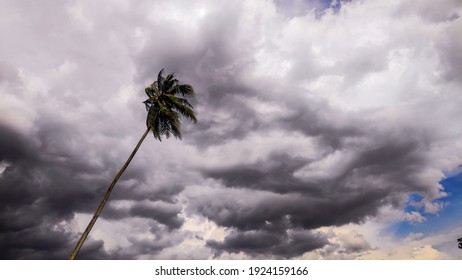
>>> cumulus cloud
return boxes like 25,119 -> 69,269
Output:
404,212 -> 427,224
1,0 -> 461,259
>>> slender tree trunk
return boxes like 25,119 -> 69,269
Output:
69,127 -> 151,260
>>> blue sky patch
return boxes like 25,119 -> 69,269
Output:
393,173 -> 462,238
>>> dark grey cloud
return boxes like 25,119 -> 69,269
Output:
0,124 -> 105,259
188,178 -> 389,233
0,125 -> 35,163
207,229 -> 328,258
102,200 -> 185,230
0,124 -> 110,257
204,153 -> 312,194
0,119 -> 185,258
130,202 -> 184,230
0,224 -> 72,259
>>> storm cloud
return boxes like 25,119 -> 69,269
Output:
1,0 -> 461,259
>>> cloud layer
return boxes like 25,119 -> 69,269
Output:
1,0 -> 461,259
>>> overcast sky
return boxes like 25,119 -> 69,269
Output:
1,0 -> 461,260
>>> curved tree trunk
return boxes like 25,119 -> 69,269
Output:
69,127 -> 151,260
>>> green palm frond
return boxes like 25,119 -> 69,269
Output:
168,84 -> 194,97
145,87 -> 154,98
157,68 -> 165,87
164,73 -> 178,91
163,94 -> 197,123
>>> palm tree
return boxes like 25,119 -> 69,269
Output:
69,69 -> 197,260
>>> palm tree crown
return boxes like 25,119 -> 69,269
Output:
143,69 -> 197,140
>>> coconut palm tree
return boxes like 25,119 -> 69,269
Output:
69,69 -> 197,260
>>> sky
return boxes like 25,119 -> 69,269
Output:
0,0 -> 461,260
